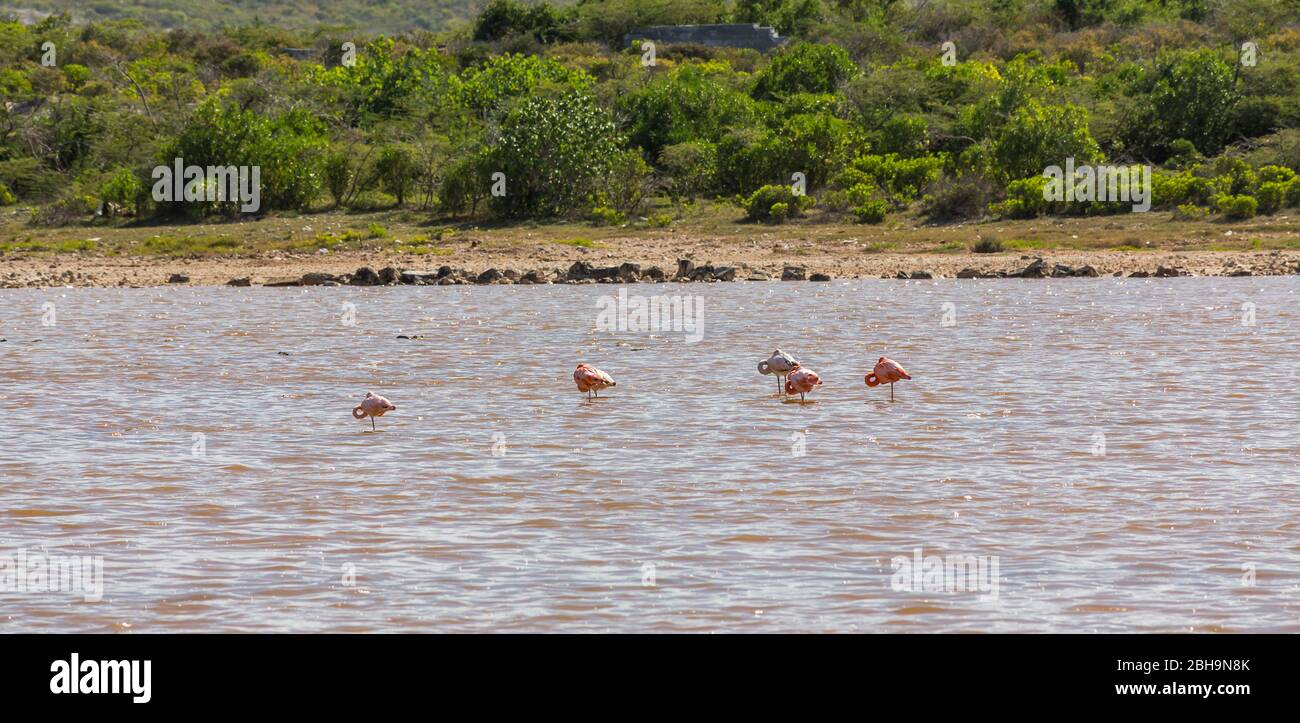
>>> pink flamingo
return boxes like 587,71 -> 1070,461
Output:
758,349 -> 798,395
865,356 -> 911,400
352,391 -> 396,431
784,363 -> 823,401
574,363 -> 616,400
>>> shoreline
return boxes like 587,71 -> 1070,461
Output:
4,209 -> 1300,287
2,248 -> 1298,288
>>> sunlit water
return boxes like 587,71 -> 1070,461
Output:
1,278 -> 1297,632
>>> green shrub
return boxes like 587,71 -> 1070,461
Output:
29,195 -> 97,226
488,91 -> 621,218
846,153 -> 942,207
1213,194 -> 1258,220
1172,203 -> 1208,221
745,184 -> 808,222
323,153 -> 353,208
853,199 -> 888,224
659,141 -> 718,202
99,167 -> 143,217
589,206 -> 624,226
0,182 -> 15,206
989,176 -> 1051,219
971,238 -> 1004,253
1256,182 -> 1287,215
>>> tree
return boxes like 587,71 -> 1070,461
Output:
487,91 -> 621,217
752,42 -> 859,100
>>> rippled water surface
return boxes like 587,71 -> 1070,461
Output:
1,278 -> 1297,632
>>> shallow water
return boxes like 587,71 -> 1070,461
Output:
1,278 -> 1297,632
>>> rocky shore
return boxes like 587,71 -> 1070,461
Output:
3,251 -> 1299,289
207,254 -> 1300,287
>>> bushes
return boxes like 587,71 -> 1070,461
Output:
487,91 -> 621,218
852,199 -> 888,224
600,150 -> 654,217
745,184 -> 810,223
1213,194 -> 1258,220
659,141 -> 717,202
323,153 -> 353,208
921,174 -> 998,221
99,167 -> 143,216
752,42 -> 859,99
989,177 -> 1051,219
375,144 -> 419,206
846,153 -> 943,207
0,182 -> 15,206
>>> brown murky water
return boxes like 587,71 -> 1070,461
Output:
1,278 -> 1297,632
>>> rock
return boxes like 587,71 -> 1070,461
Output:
167,273 -> 189,284
399,271 -> 420,285
712,266 -> 737,282
1075,265 -> 1100,277
227,277 -> 251,287
688,264 -> 716,282
1019,258 -> 1048,278
956,268 -> 981,279
643,266 -> 666,282
1129,270 -> 1150,278
675,258 -> 696,280
747,271 -> 770,281
809,272 -> 832,281
781,265 -> 807,281
895,271 -> 909,279
1228,269 -> 1253,277
263,278 -> 303,287
567,261 -> 595,281
1154,265 -> 1183,278
523,270 -> 549,284
476,268 -> 503,284
910,270 -> 933,280
1051,264 -> 1075,277
378,267 -> 400,285
301,272 -> 337,286
503,268 -> 521,281
350,267 -> 380,286
617,262 -> 642,282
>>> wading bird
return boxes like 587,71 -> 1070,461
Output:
865,356 -> 911,400
785,363 -> 822,401
352,392 -> 396,431
758,349 -> 799,395
574,363 -> 616,399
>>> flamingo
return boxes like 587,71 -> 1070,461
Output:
865,356 -> 911,401
574,363 -> 616,400
784,363 -> 823,401
758,349 -> 798,395
352,391 -> 396,431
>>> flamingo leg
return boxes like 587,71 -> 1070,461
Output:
890,383 -> 895,401
370,416 -> 376,431
777,375 -> 782,394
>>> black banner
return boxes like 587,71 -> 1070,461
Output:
0,633 -> 1284,711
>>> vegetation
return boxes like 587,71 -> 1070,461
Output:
3,1 -> 1300,237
